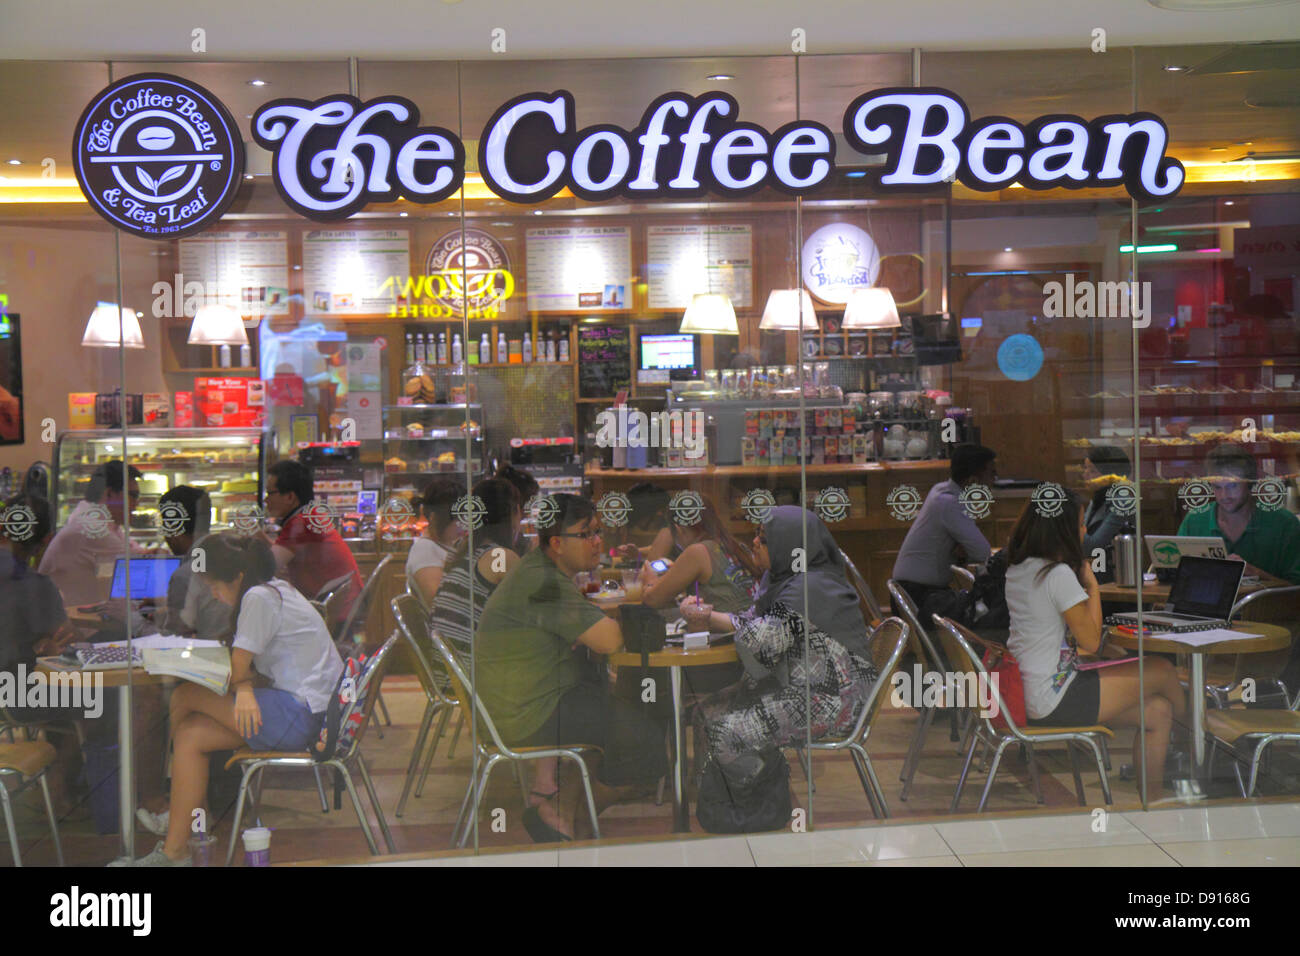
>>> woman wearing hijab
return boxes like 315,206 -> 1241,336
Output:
681,506 -> 877,790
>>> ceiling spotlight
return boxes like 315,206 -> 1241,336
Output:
243,174 -> 254,180
845,170 -> 868,179
532,209 -> 544,215
1003,247 -> 1013,253
1163,64 -> 1189,72
399,211 -> 409,217
706,73 -> 734,81
248,79 -> 268,87
1223,200 -> 1235,205
5,159 -> 20,166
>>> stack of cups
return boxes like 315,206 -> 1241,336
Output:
242,827 -> 272,867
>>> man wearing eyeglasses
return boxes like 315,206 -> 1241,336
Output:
474,493 -> 668,843
39,459 -> 148,605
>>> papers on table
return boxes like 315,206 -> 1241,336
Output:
129,635 -> 224,650
1155,628 -> 1264,648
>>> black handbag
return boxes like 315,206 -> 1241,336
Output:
696,750 -> 792,834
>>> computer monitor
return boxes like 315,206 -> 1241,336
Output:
108,556 -> 184,600
1143,534 -> 1228,571
1167,556 -> 1244,619
639,333 -> 699,380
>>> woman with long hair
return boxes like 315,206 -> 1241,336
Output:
1004,490 -> 1185,797
639,493 -> 757,614
406,476 -> 465,608
116,532 -> 343,866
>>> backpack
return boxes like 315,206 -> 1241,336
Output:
696,750 -> 791,834
312,653 -> 369,762
967,549 -> 1010,632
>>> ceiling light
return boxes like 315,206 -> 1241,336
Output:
82,302 -> 144,348
845,170 -> 868,179
706,73 -> 734,81
842,288 -> 900,329
1224,200 -> 1235,205
679,293 -> 739,335
1003,247 -> 1013,252
532,209 -> 543,215
248,79 -> 268,87
243,174 -> 254,180
1120,243 -> 1178,253
759,289 -> 818,331
399,211 -> 408,217
1163,64 -> 1189,72
5,159 -> 20,166
188,303 -> 248,346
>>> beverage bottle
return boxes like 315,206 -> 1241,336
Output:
546,330 -> 557,363
496,331 -> 507,364
436,331 -> 447,364
414,332 -> 426,364
522,332 -> 532,362
467,336 -> 479,365
425,332 -> 436,365
451,333 -> 463,364
405,332 -> 415,365
557,328 -> 569,363
480,332 -> 491,364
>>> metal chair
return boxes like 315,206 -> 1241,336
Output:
0,740 -> 64,866
932,615 -> 1114,811
1205,694 -> 1300,797
391,591 -> 466,817
839,547 -> 885,625
1207,585 -> 1300,710
950,564 -> 976,589
338,555 -> 395,734
223,633 -> 399,866
808,617 -> 911,818
888,579 -> 964,800
427,626 -> 602,848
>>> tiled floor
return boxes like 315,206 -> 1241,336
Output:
4,674 -> 1300,866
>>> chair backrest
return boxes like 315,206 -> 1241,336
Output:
840,616 -> 910,744
886,579 -> 950,673
427,625 -> 514,756
1229,585 -> 1300,625
391,590 -> 455,704
332,632 -> 399,762
931,614 -> 1027,739
338,553 -> 393,649
840,547 -> 885,625
950,564 -> 976,589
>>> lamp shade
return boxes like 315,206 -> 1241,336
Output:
679,293 -> 739,335
759,289 -> 818,331
188,303 -> 249,346
842,287 -> 901,329
82,302 -> 144,348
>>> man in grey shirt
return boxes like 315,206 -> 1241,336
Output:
892,444 -> 996,621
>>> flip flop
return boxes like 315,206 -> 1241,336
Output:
522,806 -> 573,844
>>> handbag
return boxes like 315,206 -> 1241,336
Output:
696,750 -> 791,834
981,645 -> 1026,730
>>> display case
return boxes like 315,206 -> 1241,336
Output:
52,428 -> 265,540
381,403 -> 485,501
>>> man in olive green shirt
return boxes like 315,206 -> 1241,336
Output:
1176,444 -> 1300,584
475,494 -> 667,842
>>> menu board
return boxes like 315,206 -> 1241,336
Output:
178,231 -> 291,316
578,325 -> 631,398
646,224 -> 753,310
525,226 -> 632,312
302,229 -> 411,316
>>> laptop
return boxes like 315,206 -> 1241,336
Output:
1111,555 -> 1244,632
1144,534 -> 1228,572
108,556 -> 183,601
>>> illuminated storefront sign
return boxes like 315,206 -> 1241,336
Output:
74,79 -> 1186,238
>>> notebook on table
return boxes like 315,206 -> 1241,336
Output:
1109,556 -> 1244,633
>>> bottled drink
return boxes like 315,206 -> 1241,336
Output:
522,331 -> 532,363
451,332 -> 463,364
480,332 -> 491,365
405,332 -> 415,365
414,332 -> 426,364
467,336 -> 479,365
557,328 -> 569,363
436,331 -> 447,364
546,330 -> 557,363
496,331 -> 507,364
425,332 -> 436,365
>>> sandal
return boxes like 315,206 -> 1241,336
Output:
527,789 -> 559,806
522,806 -> 572,844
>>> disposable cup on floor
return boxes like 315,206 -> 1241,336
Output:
241,827 -> 272,867
188,833 -> 217,867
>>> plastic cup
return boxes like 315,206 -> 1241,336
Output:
623,571 -> 644,601
188,832 -> 216,867
241,826 -> 272,867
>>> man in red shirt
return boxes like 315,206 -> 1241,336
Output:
263,459 -> 363,631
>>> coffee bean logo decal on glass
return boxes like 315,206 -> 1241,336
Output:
72,73 -> 245,239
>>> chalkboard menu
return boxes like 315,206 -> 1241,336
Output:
578,325 -> 631,398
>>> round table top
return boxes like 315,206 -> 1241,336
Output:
608,643 -> 739,668
1106,621 -> 1291,655
1098,575 -> 1286,604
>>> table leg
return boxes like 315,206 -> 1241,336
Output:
670,666 -> 687,832
1189,653 -> 1206,777
119,681 -> 135,858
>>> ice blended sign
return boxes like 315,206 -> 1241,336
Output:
74,82 -> 1186,238
72,73 -> 245,240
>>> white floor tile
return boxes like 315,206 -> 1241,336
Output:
1122,803 -> 1300,844
934,811 -> 1150,855
365,849 -> 559,866
559,836 -> 755,867
1159,836 -> 1300,867
747,823 -> 951,866
959,844 -> 1178,867
824,855 -> 963,867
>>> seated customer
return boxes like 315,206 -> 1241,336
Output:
474,494 -> 667,842
406,477 -> 464,609
1080,444 -> 1136,567
615,482 -> 674,562
1005,491 -> 1184,798
38,460 -> 146,605
159,485 -> 227,641
114,533 -> 343,866
1177,442 -> 1300,583
263,459 -> 363,627
639,493 -> 757,613
891,443 -> 996,621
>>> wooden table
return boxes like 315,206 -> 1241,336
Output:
608,642 -> 739,832
35,661 -> 168,859
1098,575 -> 1285,605
1106,622 -> 1291,780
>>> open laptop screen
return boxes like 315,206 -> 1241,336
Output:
109,556 -> 183,600
1169,556 -> 1244,619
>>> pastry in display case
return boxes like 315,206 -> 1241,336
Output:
52,428 -> 265,540
381,403 -> 485,522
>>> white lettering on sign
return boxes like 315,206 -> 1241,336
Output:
478,90 -> 836,203
252,95 -> 464,219
843,88 -> 1184,201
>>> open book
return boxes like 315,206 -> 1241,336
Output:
140,640 -> 231,695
